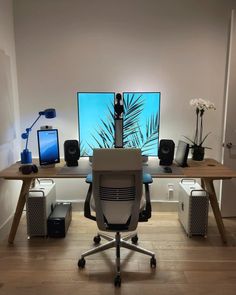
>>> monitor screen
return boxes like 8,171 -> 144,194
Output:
123,92 -> 161,156
77,92 -> 115,157
37,129 -> 60,165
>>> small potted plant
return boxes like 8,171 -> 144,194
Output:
185,98 -> 216,161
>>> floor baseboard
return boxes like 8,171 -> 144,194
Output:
58,200 -> 179,212
0,214 -> 14,241
0,201 -> 178,239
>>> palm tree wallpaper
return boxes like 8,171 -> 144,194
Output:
78,92 -> 160,156
123,92 -> 160,156
78,92 -> 115,156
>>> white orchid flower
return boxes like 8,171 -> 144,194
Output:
190,98 -> 216,111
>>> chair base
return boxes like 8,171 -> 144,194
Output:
78,231 -> 156,287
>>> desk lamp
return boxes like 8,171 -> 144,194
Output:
21,108 -> 56,164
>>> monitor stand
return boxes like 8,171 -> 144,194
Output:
40,164 -> 55,168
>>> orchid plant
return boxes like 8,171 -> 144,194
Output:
185,98 -> 216,148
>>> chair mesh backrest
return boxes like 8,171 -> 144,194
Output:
92,148 -> 143,232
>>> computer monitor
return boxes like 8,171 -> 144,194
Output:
37,129 -> 60,165
77,92 -> 115,157
123,92 -> 161,156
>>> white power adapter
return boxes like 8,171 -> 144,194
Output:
167,184 -> 174,200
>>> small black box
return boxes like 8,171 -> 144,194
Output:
47,202 -> 72,238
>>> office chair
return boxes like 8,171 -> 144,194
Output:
78,148 -> 156,287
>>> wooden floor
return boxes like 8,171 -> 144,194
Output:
1,212 -> 236,295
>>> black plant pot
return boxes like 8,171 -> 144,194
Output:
192,146 -> 205,161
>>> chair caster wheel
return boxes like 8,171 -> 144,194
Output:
114,275 -> 121,287
78,258 -> 86,268
150,257 -> 156,268
93,235 -> 101,245
131,235 -> 138,244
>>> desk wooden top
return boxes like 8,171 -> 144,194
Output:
0,159 -> 90,180
144,158 -> 236,179
0,158 -> 236,180
181,159 -> 236,179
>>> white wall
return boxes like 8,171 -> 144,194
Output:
0,0 -> 21,232
13,0 -> 236,202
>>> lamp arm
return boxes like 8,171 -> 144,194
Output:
25,135 -> 29,150
28,113 -> 42,130
21,108 -> 56,164
23,114 -> 42,150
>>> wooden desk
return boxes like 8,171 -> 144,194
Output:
1,158 -> 236,244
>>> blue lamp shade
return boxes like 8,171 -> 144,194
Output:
39,108 -> 56,119
20,108 -> 56,164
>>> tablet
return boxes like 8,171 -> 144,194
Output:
37,129 -> 60,166
175,140 -> 189,167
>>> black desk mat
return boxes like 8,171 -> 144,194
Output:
57,164 -> 92,175
57,159 -> 184,176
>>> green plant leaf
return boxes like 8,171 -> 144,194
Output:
183,131 -> 211,148
199,132 -> 211,146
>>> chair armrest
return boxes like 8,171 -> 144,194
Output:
84,177 -> 96,221
139,173 -> 153,221
86,173 -> 92,183
142,172 -> 153,184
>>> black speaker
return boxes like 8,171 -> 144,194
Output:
64,140 -> 80,166
158,139 -> 175,166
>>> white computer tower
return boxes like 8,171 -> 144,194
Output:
26,179 -> 56,237
178,179 -> 209,237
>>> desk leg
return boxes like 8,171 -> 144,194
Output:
8,179 -> 32,244
202,178 -> 227,244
